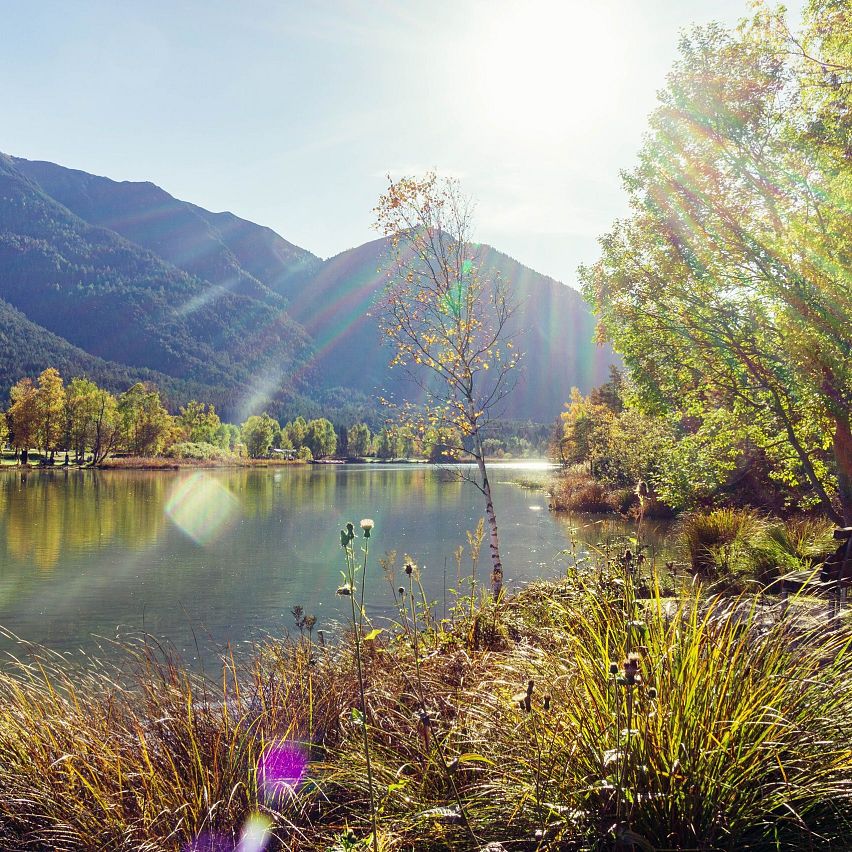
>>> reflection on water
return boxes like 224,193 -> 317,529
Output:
0,464 -> 671,665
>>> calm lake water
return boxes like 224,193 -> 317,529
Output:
0,463 -> 671,666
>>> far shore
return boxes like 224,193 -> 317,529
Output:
0,454 -> 549,471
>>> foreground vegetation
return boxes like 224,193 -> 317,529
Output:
0,526 -> 848,850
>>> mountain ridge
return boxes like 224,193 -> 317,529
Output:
0,153 -> 614,423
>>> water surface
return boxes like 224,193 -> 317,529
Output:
0,463 -> 670,665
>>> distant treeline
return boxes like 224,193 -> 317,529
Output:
0,368 -> 548,465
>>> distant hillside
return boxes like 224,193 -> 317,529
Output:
0,154 -> 313,417
12,157 -> 323,302
0,295 -> 192,399
0,154 -> 615,423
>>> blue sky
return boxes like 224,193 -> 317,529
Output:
2,0 -> 802,285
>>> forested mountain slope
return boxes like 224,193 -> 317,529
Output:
0,154 -> 615,422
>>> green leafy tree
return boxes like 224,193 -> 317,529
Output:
285,416 -> 308,449
347,422 -> 372,457
178,400 -> 221,445
304,418 -> 337,459
581,10 -> 851,523
118,383 -> 173,456
66,377 -> 100,462
241,413 -> 277,458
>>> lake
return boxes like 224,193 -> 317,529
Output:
0,463 -> 671,666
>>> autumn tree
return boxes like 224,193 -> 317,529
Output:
90,387 -> 121,464
8,377 -> 39,463
118,383 -> 173,456
35,367 -> 66,461
374,173 -> 520,594
581,8 -> 851,523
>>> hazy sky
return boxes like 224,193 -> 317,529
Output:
3,0 -> 803,286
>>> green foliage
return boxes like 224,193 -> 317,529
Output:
346,422 -> 372,458
178,400 -> 221,445
580,9 -> 851,523
304,417 -> 337,459
678,508 -> 771,580
118,382 -> 174,456
240,413 -> 278,459
760,516 -> 838,574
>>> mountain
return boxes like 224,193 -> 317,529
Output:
0,154 -> 615,423
0,154 -> 313,417
276,237 -> 614,421
12,157 -> 322,301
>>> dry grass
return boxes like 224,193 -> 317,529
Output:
0,553 -> 850,850
549,469 -> 613,512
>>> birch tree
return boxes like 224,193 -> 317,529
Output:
374,173 -> 520,596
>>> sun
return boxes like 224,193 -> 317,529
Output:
469,1 -> 623,146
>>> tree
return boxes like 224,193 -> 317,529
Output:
304,418 -> 337,459
8,377 -> 39,463
178,400 -> 221,445
581,9 -> 851,523
118,383 -> 173,456
347,422 -> 372,458
35,367 -> 66,461
374,173 -> 520,594
0,413 -> 8,452
91,387 -> 121,464
241,413 -> 276,458
66,377 -> 100,462
284,416 -> 308,450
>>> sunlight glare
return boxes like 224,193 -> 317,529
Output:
165,472 -> 240,546
471,1 -> 622,144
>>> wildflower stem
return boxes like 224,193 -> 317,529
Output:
346,541 -> 377,852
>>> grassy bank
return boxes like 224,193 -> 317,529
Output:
0,544 -> 849,850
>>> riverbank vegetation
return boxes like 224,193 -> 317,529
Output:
0,528 -> 848,851
576,3 -> 850,526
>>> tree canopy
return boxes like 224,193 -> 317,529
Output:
581,4 -> 851,523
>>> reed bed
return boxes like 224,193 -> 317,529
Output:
0,556 -> 849,850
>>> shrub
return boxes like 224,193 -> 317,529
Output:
762,516 -> 838,571
549,469 -> 613,512
165,441 -> 232,461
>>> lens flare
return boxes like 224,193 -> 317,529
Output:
236,814 -> 272,852
165,472 -> 239,546
257,741 -> 308,801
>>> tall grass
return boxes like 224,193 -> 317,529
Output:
0,550 -> 849,849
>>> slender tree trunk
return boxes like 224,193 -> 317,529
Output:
768,385 -> 842,525
474,441 -> 503,600
834,415 -> 852,526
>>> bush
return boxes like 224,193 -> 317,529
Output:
550,469 -> 614,512
297,445 -> 313,462
165,441 -> 232,461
